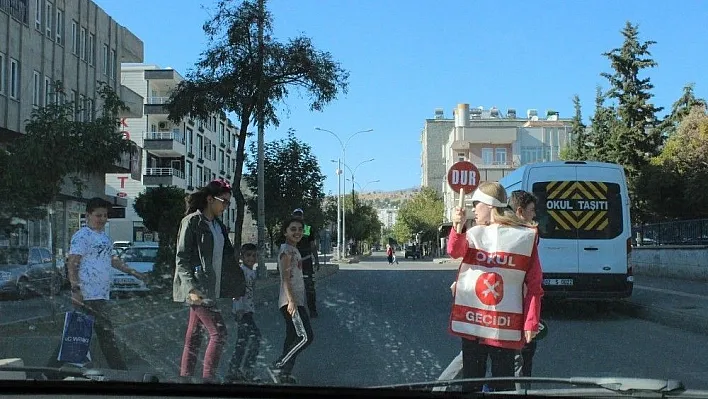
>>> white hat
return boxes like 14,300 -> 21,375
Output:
471,188 -> 508,208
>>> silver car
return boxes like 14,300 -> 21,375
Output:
0,247 -> 64,299
110,243 -> 157,294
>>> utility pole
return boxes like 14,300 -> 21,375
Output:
256,0 -> 267,279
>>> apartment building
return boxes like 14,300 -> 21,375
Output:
377,207 -> 398,229
0,0 -> 143,252
105,63 -> 257,245
440,103 -> 573,221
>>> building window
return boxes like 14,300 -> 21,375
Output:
186,127 -> 194,154
78,95 -> 85,122
219,123 -> 225,144
481,148 -> 493,165
80,27 -> 86,60
110,49 -> 116,80
0,53 -> 5,95
34,0 -> 41,30
44,76 -> 52,105
232,131 -> 237,148
9,58 -> 19,100
71,21 -> 78,54
197,134 -> 204,159
457,152 -> 465,161
86,98 -> 93,121
196,166 -> 203,187
212,145 -> 216,161
226,155 -> 231,173
72,90 -> 79,119
88,33 -> 95,65
45,2 -> 52,37
32,71 -> 40,106
219,150 -> 225,171
495,148 -> 507,165
186,161 -> 193,188
55,9 -> 63,45
204,137 -> 211,159
102,44 -> 109,74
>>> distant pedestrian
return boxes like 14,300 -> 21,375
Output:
268,216 -> 314,384
226,243 -> 261,383
173,179 -> 245,383
386,244 -> 393,264
47,197 -> 147,373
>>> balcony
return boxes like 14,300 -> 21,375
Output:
143,168 -> 186,187
143,131 -> 186,157
144,97 -> 171,115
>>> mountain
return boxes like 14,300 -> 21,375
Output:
357,187 -> 420,209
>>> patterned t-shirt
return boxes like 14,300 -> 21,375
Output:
278,243 -> 305,308
69,226 -> 113,300
232,265 -> 256,314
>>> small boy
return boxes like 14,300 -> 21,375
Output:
225,243 -> 261,383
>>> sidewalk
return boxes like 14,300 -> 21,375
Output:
617,275 -> 708,336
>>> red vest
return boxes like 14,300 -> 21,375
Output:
449,224 -> 537,343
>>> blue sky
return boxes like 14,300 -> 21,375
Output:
95,0 -> 707,196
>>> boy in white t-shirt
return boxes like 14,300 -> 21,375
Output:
225,243 -> 261,382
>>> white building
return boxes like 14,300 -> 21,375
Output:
441,104 -> 573,221
377,208 -> 398,229
105,63 -> 256,245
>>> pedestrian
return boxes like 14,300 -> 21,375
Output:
508,190 -> 542,383
267,216 -> 314,384
47,197 -> 147,372
386,244 -> 393,265
447,182 -> 544,392
292,208 -> 318,318
225,243 -> 261,383
173,179 -> 245,383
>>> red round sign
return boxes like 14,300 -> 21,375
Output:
475,272 -> 504,306
447,161 -> 480,193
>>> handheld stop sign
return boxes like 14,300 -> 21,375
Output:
447,161 -> 480,233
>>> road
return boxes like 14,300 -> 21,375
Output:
2,252 -> 708,390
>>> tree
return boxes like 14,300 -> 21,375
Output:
657,83 -> 707,139
166,0 -> 349,261
392,219 -> 412,246
244,129 -> 326,254
585,86 -> 619,163
600,21 -> 663,175
341,194 -> 381,253
133,185 -> 186,287
395,187 -> 445,245
560,95 -> 588,161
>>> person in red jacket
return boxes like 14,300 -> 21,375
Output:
447,181 -> 544,392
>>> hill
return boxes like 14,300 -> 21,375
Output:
358,187 -> 420,209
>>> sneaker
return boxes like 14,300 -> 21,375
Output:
266,365 -> 282,384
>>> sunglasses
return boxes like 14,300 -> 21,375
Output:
213,196 -> 231,206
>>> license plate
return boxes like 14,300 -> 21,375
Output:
544,278 -> 574,286
114,278 -> 135,284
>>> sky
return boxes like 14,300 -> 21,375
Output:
94,0 -> 707,196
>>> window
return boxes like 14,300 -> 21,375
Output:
212,145 -> 217,161
219,123 -> 225,144
226,155 -> 231,173
204,137 -> 211,159
232,131 -> 237,148
102,44 -> 109,74
457,152 -> 465,161
219,150 -> 225,171
55,9 -> 63,44
495,148 -> 507,165
481,148 -> 493,165
197,135 -> 203,159
86,98 -> 93,121
34,0 -> 41,29
186,127 -> 193,154
71,21 -> 77,54
44,76 -> 51,105
32,71 -> 40,106
9,59 -> 19,100
88,33 -> 95,65
186,161 -> 193,188
45,2 -> 52,37
533,181 -> 623,240
71,90 -> 79,119
196,166 -> 203,187
78,95 -> 85,122
0,53 -> 5,95
80,27 -> 86,60
110,49 -> 116,80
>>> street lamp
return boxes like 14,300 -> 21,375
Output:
317,127 -> 373,258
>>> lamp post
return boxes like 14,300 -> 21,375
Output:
316,127 -> 373,258
338,158 -> 374,256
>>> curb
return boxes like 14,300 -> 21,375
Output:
613,299 -> 708,337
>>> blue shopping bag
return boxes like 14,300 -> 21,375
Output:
57,311 -> 95,364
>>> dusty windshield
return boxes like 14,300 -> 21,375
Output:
1,0 -> 708,394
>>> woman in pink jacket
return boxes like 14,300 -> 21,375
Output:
447,181 -> 543,392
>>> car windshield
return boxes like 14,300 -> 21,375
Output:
121,248 -> 158,263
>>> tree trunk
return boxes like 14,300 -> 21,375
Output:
231,106 -> 253,263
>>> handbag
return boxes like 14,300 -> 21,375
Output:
57,311 -> 95,364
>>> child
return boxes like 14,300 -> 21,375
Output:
226,243 -> 261,383
267,216 -> 314,384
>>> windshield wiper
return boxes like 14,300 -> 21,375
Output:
0,365 -> 159,383
374,376 -> 685,394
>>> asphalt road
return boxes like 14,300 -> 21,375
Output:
3,252 -> 708,390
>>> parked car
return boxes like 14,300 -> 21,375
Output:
110,243 -> 157,295
0,247 -> 64,299
405,245 -> 421,259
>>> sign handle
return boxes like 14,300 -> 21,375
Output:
456,188 -> 465,234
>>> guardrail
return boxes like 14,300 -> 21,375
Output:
144,168 -> 184,179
